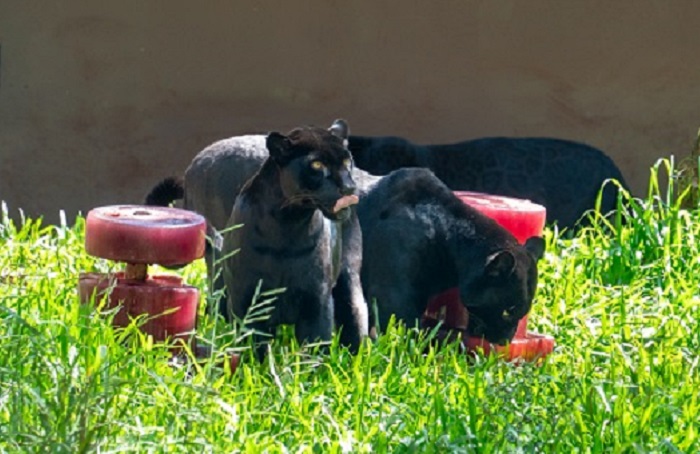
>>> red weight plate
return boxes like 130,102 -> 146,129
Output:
79,272 -> 199,342
463,331 -> 555,363
85,205 -> 206,265
454,191 -> 546,244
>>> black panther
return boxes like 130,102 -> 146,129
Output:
357,167 -> 546,344
146,121 -> 369,355
348,135 -> 628,230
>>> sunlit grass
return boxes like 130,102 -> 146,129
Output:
1,159 -> 700,452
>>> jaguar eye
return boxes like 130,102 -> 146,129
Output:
343,158 -> 352,168
310,160 -> 326,171
502,306 -> 517,319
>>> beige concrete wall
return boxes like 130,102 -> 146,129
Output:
1,1 -> 700,223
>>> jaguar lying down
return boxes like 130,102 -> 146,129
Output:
348,135 -> 628,230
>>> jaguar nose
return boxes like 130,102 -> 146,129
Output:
340,183 -> 356,196
339,173 -> 356,196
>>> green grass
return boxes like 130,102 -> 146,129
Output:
2,159 -> 700,453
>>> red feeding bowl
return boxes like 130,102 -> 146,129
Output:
80,204 -> 240,373
80,205 -> 206,349
424,191 -> 554,362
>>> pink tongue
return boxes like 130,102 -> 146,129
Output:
333,195 -> 359,213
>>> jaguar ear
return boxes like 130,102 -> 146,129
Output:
524,236 -> 546,262
266,132 -> 292,163
484,250 -> 515,278
329,119 -> 349,143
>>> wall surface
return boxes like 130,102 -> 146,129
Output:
2,1 -> 700,223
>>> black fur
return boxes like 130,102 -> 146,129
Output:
357,167 -> 545,345
348,135 -> 628,230
144,176 -> 184,207
222,121 -> 368,357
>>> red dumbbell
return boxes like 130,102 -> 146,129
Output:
79,205 -> 205,346
78,205 -> 241,372
423,192 -> 555,363
77,206 -> 238,371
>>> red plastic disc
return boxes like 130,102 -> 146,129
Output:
454,191 -> 546,244
85,205 -> 206,265
79,272 -> 199,342
463,331 -> 555,363
422,191 -> 552,362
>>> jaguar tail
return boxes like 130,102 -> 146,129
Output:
144,176 -> 184,207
